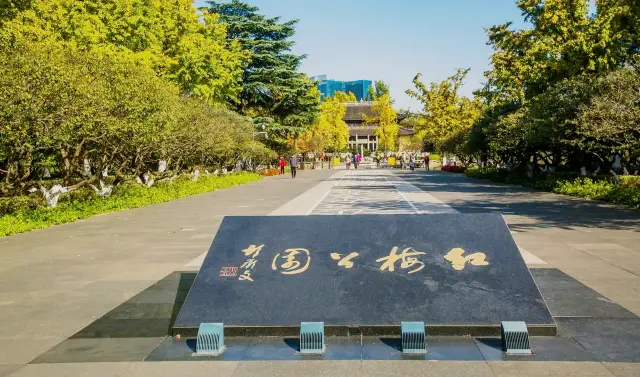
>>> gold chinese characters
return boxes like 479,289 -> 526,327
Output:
272,248 -> 310,275
376,247 -> 425,274
231,244 -> 489,281
330,252 -> 359,269
238,244 -> 264,282
444,248 -> 489,271
242,244 -> 264,258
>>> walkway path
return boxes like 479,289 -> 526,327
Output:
1,167 -> 639,377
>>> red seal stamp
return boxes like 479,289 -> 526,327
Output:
219,266 -> 238,277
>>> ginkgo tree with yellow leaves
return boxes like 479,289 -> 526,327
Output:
302,92 -> 354,157
364,93 -> 399,152
406,69 -> 481,154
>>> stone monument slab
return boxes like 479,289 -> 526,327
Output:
173,214 -> 555,336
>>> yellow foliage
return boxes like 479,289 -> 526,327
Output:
364,93 -> 398,152
301,95 -> 349,153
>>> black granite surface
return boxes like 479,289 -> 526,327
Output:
174,214 -> 554,330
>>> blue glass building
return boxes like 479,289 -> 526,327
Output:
311,75 -> 372,101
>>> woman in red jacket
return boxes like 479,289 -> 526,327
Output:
279,156 -> 286,175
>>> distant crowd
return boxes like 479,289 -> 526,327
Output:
277,152 -> 443,178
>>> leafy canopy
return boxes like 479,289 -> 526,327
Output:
206,0 -> 319,139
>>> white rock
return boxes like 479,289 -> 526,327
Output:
83,159 -> 91,176
90,180 -> 113,198
39,185 -> 68,208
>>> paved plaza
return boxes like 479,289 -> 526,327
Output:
0,168 -> 639,376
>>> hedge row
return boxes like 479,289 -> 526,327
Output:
0,173 -> 262,237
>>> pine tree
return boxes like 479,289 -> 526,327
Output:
206,0 -> 319,141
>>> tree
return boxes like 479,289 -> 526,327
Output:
301,92 -> 352,156
0,38 -> 260,195
0,0 -> 247,106
406,69 -> 480,149
364,94 -> 398,152
577,67 -> 640,164
367,80 -> 393,103
481,0 -> 638,105
206,0 -> 319,138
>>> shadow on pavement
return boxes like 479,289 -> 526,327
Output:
396,171 -> 639,232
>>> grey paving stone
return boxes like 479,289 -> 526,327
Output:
556,318 -> 640,362
0,364 -> 22,377
530,269 -> 637,318
125,361 -> 239,377
232,360 -> 360,377
488,361 -> 616,377
8,362 -> 131,377
361,360 -> 495,377
31,337 -> 165,363
602,362 -> 640,377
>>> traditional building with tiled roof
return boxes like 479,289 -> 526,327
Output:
343,102 -> 410,152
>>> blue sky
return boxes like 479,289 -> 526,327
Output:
194,0 -> 531,110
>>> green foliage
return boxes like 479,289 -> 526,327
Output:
302,92 -> 351,154
463,1 -> 639,170
0,39 -> 266,194
621,176 -> 640,189
482,0 -> 629,103
0,0 -> 247,106
0,173 -> 262,237
465,168 -> 640,208
406,69 -> 480,150
367,80 -> 393,103
206,0 -> 319,140
363,94 -> 398,152
576,67 -> 640,156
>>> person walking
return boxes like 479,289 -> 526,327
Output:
352,154 -> 358,170
409,155 -> 415,171
424,154 -> 430,171
345,155 -> 351,170
289,154 -> 298,178
279,156 -> 286,175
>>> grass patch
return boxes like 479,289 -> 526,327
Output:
465,167 -> 640,209
0,173 -> 262,237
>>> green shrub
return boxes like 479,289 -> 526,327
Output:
0,196 -> 43,215
621,176 -> 640,189
0,173 -> 262,237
